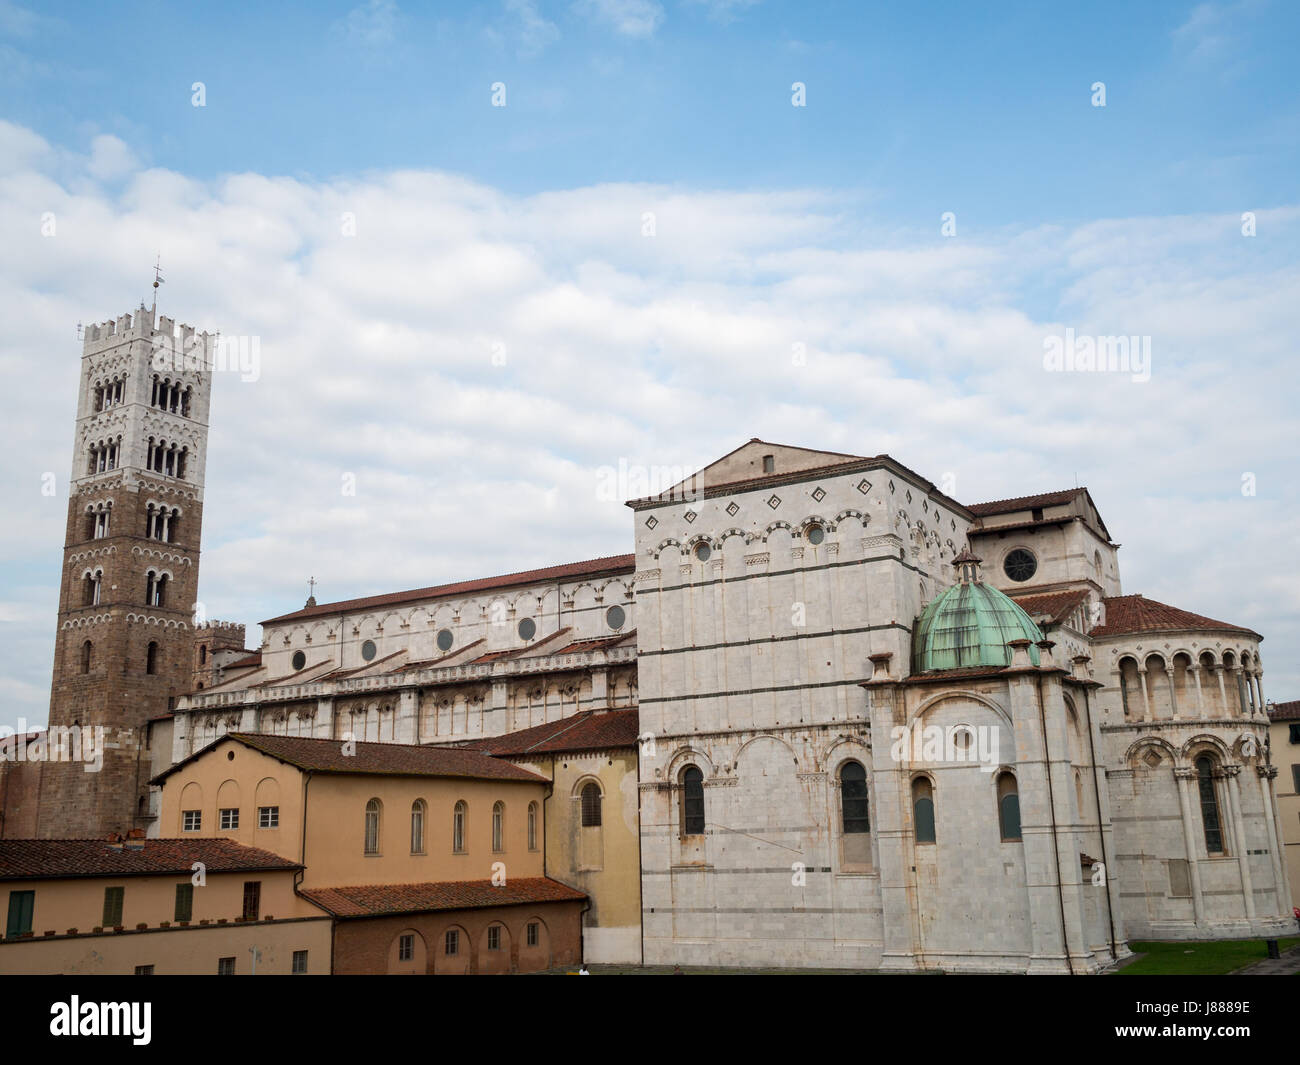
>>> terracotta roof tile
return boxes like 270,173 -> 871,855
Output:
151,733 -> 548,786
224,652 -> 262,669
1269,700 -> 1300,722
1089,594 -> 1259,639
0,838 -> 301,881
966,488 -> 1084,517
1011,589 -> 1092,626
550,631 -> 636,655
464,708 -> 640,757
299,877 -> 585,918
261,554 -> 635,625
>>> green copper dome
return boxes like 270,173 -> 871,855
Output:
912,552 -> 1044,674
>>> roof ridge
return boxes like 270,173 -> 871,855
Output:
262,553 -> 635,624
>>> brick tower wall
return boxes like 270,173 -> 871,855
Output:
36,307 -> 214,839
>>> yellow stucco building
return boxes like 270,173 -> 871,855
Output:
0,837 -> 330,974
152,733 -> 586,973
467,706 -> 642,962
1268,700 -> 1300,909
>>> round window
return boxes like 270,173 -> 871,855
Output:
694,542 -> 711,562
806,524 -> 825,545
361,639 -> 377,661
436,628 -> 454,652
518,618 -> 537,640
291,650 -> 306,670
606,605 -> 626,630
1003,548 -> 1037,582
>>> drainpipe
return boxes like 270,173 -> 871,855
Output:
288,770 -> 330,970
1034,673 -> 1074,975
1079,681 -> 1119,960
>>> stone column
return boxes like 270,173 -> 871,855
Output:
868,681 -> 921,972
1136,667 -> 1152,721
1223,766 -> 1255,919
1174,767 -> 1206,926
314,696 -> 334,739
1192,666 -> 1206,719
1165,667 -> 1179,720
395,688 -> 419,744
1214,664 -> 1227,715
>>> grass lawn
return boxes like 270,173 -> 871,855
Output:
1115,937 -> 1300,975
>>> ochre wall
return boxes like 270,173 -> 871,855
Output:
1,868 -> 319,934
157,737 -> 551,888
331,899 -> 583,974
0,918 -> 331,975
514,749 -> 641,963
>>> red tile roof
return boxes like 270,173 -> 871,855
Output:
224,652 -> 262,669
464,708 -> 640,757
1011,589 -> 1092,626
261,554 -> 636,625
394,639 -> 486,672
151,733 -> 548,786
299,877 -> 585,918
966,488 -> 1084,517
0,838 -> 301,881
1269,700 -> 1300,722
1089,594 -> 1260,639
551,631 -> 636,655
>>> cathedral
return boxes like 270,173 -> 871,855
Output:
13,304 -> 1295,973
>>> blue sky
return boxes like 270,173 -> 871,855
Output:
1,0 -> 1298,730
4,0 -> 1297,220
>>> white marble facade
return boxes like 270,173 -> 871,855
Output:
167,438 -> 1295,971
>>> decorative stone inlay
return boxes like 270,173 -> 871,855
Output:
726,501 -> 740,516
645,515 -> 658,529
856,479 -> 872,495
767,494 -> 782,509
812,486 -> 826,502
684,509 -> 697,523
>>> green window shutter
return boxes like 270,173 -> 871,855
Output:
914,797 -> 936,844
999,793 -> 1022,841
6,891 -> 34,937
174,883 -> 193,923
103,886 -> 124,928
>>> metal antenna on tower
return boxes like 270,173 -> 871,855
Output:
151,254 -> 165,320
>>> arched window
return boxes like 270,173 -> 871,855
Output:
681,766 -> 705,836
1196,756 -> 1224,854
912,777 -> 936,844
364,798 -> 382,855
527,801 -> 538,850
492,801 -> 505,852
146,641 -> 158,676
997,772 -> 1021,841
80,640 -> 92,674
839,761 -> 869,834
453,800 -> 466,853
410,800 -> 426,854
580,782 -> 602,827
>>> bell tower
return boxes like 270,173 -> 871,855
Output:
37,300 -> 215,838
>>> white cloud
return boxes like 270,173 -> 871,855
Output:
573,0 -> 664,38
1,122 -> 1297,730
503,0 -> 560,56
340,0 -> 401,49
